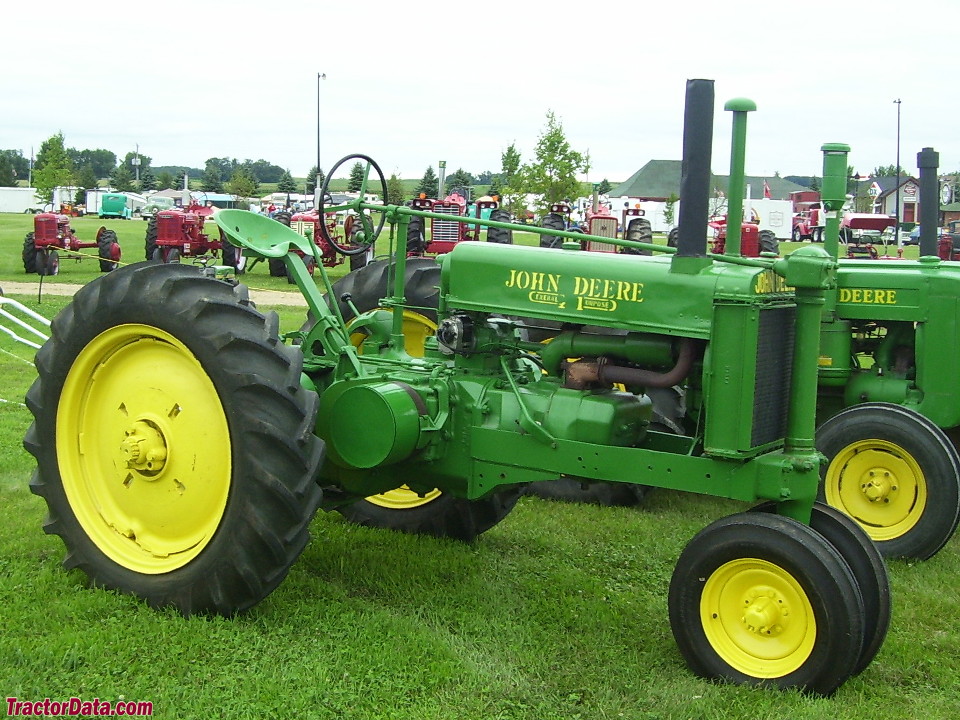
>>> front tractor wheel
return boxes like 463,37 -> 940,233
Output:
816,402 -> 960,559
669,512 -> 866,696
23,262 -> 324,615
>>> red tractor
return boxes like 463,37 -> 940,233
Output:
21,213 -> 121,276
144,205 -> 243,272
269,208 -> 371,282
406,192 -> 505,255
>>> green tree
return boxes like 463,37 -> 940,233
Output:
110,164 -> 135,192
174,170 -> 187,190
597,178 -> 612,195
69,148 -> 116,178
872,164 -> 899,177
122,151 -> 152,182
386,173 -> 406,205
499,142 -> 525,220
446,168 -> 473,196
518,111 -> 589,212
156,170 -> 176,190
33,132 -> 75,204
201,164 -> 224,192
1,149 -> 30,181
348,162 -> 365,193
225,167 -> 259,198
75,164 -> 98,191
663,192 -> 679,228
0,154 -> 16,186
139,167 -> 157,192
306,165 -> 325,195
277,169 -> 298,193
415,165 -> 439,199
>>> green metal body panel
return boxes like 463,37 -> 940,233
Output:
438,241 -> 793,339
821,257 -> 960,429
99,193 -> 130,218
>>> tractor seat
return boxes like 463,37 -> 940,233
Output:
213,209 -> 315,258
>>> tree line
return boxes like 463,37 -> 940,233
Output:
4,111 -> 602,213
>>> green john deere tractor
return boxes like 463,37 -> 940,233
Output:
25,80 -> 896,695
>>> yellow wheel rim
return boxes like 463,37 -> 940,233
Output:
365,486 -> 443,509
350,309 -> 440,508
56,324 -> 231,574
349,309 -> 437,358
824,439 -> 926,542
701,558 -> 816,678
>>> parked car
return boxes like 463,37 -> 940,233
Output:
904,225 -> 949,245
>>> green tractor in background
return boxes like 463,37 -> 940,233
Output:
26,80 -> 900,695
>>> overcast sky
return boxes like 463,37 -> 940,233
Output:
5,0 -> 956,186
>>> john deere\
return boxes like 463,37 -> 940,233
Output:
25,80 -> 896,695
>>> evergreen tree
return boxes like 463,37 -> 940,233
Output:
348,162 -> 365,192
306,165 -> 326,195
156,170 -> 176,190
201,165 -> 224,192
415,165 -> 439,198
0,149 -> 29,181
110,164 -> 135,192
174,170 -> 187,190
277,169 -> 298,193
139,167 -> 157,192
225,167 -> 259,198
499,143 -> 524,221
597,178 -> 612,195
386,173 -> 406,205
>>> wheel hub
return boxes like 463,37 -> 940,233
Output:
120,419 -> 168,475
860,468 -> 898,503
741,585 -> 790,637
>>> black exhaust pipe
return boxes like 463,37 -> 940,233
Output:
917,147 -> 939,257
675,79 -> 715,258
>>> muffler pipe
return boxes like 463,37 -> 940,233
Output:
675,79 -> 715,258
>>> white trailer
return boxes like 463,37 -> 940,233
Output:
0,187 -> 47,214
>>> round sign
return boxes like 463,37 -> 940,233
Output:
942,183 -> 953,205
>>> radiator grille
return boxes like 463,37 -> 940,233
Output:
751,305 -> 795,447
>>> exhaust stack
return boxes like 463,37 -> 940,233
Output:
674,79 -> 715,259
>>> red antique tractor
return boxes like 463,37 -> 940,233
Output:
21,213 -> 121,275
267,208 -> 372,282
144,205 -> 243,272
406,192 -> 504,255
840,213 -> 901,259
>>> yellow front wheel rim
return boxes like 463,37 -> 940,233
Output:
825,439 -> 926,542
701,558 -> 816,678
349,309 -> 437,358
365,486 -> 443,510
56,324 -> 231,574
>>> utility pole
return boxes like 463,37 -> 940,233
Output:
893,99 -> 901,240
315,72 -> 326,209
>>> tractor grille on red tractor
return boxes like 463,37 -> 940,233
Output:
432,204 -> 462,245
584,217 -> 619,253
752,305 -> 795,447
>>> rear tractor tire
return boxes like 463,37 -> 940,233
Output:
320,257 -> 519,541
23,262 -> 325,615
815,402 -> 960,560
97,228 -> 121,272
486,208 -> 514,245
22,232 -> 37,273
621,217 -> 653,256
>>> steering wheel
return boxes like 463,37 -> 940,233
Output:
318,154 -> 388,256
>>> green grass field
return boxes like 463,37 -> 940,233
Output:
0,213 -> 957,719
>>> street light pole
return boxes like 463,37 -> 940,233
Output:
315,72 -> 326,208
893,99 -> 901,239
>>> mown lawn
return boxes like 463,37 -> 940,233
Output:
0,214 -> 956,719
